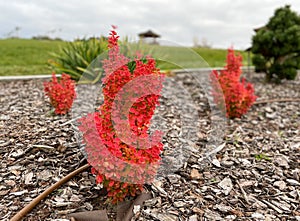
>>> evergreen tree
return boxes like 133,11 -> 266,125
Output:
252,5 -> 300,82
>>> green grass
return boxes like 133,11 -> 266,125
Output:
254,153 -> 271,161
0,38 -> 65,76
194,47 -> 250,67
0,38 -> 251,76
123,43 -> 251,70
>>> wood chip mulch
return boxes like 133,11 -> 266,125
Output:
0,72 -> 299,221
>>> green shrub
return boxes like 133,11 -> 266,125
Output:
48,37 -> 108,82
252,5 -> 300,82
268,59 -> 298,82
252,54 -> 267,73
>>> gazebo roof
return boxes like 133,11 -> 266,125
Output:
254,26 -> 267,32
138,30 -> 160,38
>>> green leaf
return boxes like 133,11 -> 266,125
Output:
254,154 -> 271,161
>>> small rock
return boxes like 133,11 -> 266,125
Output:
54,196 -> 65,203
144,197 -> 161,207
273,180 -> 286,190
69,195 -> 81,202
222,161 -> 234,167
167,174 -> 181,183
133,205 -> 140,214
265,106 -> 273,113
265,214 -> 276,221
192,207 -> 204,215
152,180 -> 163,188
239,159 -> 251,166
67,180 -> 79,187
157,213 -> 178,221
24,197 -> 33,202
152,181 -> 167,196
289,190 -> 298,198
0,115 -> 10,120
218,177 -> 233,195
274,155 -> 289,168
212,158 -> 221,167
190,169 -> 202,180
52,202 -> 73,207
0,140 -> 11,147
204,209 -> 222,220
84,202 -> 93,211
292,169 -> 299,181
11,170 -> 21,176
10,190 -> 28,196
173,201 -> 186,208
266,112 -> 276,119
291,142 -> 300,150
200,186 -> 208,192
271,200 -> 290,212
38,169 -> 52,181
51,219 -> 69,221
24,172 -> 34,185
142,208 -> 153,216
255,163 -> 266,171
224,215 -> 237,220
286,179 -> 300,186
10,206 -> 19,211
251,120 -> 258,125
252,200 -> 268,208
204,195 -> 214,200
251,212 -> 265,219
10,149 -> 24,158
214,204 -> 232,213
211,188 -> 221,194
0,190 -> 9,196
239,180 -> 257,187
189,214 -> 198,221
5,180 -> 16,186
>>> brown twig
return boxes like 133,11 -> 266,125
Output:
236,181 -> 250,204
10,163 -> 90,221
254,98 -> 300,105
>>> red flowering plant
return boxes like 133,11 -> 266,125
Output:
44,73 -> 76,115
211,48 -> 257,118
78,26 -> 165,203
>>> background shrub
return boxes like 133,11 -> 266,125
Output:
251,5 -> 300,82
48,37 -> 108,82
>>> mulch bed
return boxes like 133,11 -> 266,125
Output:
0,72 -> 299,221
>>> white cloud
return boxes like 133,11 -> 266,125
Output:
1,0 -> 300,49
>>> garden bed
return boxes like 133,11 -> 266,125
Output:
0,72 -> 299,221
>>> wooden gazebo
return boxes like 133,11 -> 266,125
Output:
138,30 -> 160,44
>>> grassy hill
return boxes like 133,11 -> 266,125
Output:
0,38 -> 250,76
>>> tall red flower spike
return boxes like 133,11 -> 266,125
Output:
211,48 -> 257,118
78,26 -> 165,203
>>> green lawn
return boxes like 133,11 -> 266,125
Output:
151,45 -> 250,70
0,38 -> 251,76
0,38 -> 65,76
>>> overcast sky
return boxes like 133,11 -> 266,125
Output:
1,0 -> 300,49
